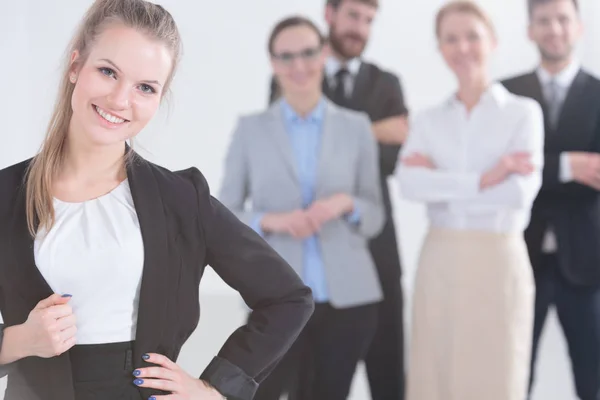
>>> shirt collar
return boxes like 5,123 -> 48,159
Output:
280,97 -> 326,124
536,60 -> 581,88
446,82 -> 509,108
325,56 -> 362,78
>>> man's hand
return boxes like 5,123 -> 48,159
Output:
568,152 -> 600,190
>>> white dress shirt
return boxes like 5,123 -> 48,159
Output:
536,60 -> 581,251
395,83 -> 544,233
325,56 -> 362,97
34,179 -> 145,345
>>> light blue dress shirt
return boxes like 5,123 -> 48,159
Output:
252,98 -> 360,303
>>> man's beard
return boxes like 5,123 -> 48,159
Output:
328,26 -> 367,59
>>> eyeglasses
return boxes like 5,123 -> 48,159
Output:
271,46 -> 323,65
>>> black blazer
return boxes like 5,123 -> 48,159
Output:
269,61 -> 408,278
0,152 -> 314,400
502,69 -> 600,285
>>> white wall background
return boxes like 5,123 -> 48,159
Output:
1,1 -> 599,399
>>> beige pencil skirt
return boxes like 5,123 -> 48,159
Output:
406,227 -> 535,400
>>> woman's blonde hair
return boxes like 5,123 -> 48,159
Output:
25,0 -> 182,237
435,1 -> 496,38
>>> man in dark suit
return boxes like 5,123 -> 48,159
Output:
501,1 -> 600,399
269,1 -> 409,399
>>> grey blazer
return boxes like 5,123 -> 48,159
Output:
218,99 -> 385,308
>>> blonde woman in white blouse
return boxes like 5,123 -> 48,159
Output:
396,2 -> 544,400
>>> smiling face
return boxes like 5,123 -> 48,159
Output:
270,24 -> 326,98
68,24 -> 173,147
326,0 -> 377,59
528,0 -> 582,64
437,11 -> 496,83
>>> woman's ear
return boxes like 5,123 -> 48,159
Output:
69,50 -> 81,83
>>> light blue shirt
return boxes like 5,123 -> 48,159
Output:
252,98 -> 360,303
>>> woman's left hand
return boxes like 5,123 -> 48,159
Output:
133,353 -> 225,399
402,152 -> 435,169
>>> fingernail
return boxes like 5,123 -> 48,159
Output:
142,354 -> 150,360
149,397 -> 156,400
133,369 -> 141,376
61,294 -> 72,298
134,379 -> 144,386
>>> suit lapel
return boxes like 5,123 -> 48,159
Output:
7,163 -> 76,400
9,178 -> 54,308
556,69 -> 587,135
126,151 -> 171,399
523,71 -> 550,126
265,101 -> 300,183
315,101 -> 337,196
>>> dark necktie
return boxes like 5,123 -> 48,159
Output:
545,79 -> 562,130
331,68 -> 350,107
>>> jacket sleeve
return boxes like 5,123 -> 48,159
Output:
0,324 -> 12,377
0,285 -> 16,377
218,117 -> 265,233
350,115 -> 385,238
192,168 -> 314,400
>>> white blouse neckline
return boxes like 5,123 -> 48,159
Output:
53,179 -> 129,205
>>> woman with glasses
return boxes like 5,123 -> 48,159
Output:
219,15 -> 385,400
396,2 -> 544,400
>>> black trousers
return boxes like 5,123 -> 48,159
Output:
529,253 -> 600,400
365,219 -> 405,400
71,341 -> 142,400
4,341 -> 142,400
254,302 -> 378,400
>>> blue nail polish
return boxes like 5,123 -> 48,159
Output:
134,379 -> 144,386
133,369 -> 141,376
142,354 -> 150,360
149,397 -> 156,400
61,294 -> 72,298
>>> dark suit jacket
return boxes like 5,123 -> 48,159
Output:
269,61 -> 408,279
0,151 -> 314,400
502,69 -> 600,285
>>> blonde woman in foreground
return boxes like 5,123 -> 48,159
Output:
0,1 -> 313,399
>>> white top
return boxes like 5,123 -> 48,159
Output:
34,179 -> 145,345
395,83 -> 544,233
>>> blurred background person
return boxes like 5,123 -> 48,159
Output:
219,16 -> 385,400
396,2 -> 544,400
502,0 -> 600,399
271,2 -> 410,397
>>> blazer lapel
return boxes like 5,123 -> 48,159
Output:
523,71 -> 552,130
9,181 -> 54,309
556,69 -> 587,135
315,101 -> 338,196
126,151 -> 171,398
265,101 -> 300,183
7,164 -> 76,400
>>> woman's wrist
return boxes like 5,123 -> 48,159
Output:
199,379 -> 227,399
0,324 -> 30,365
